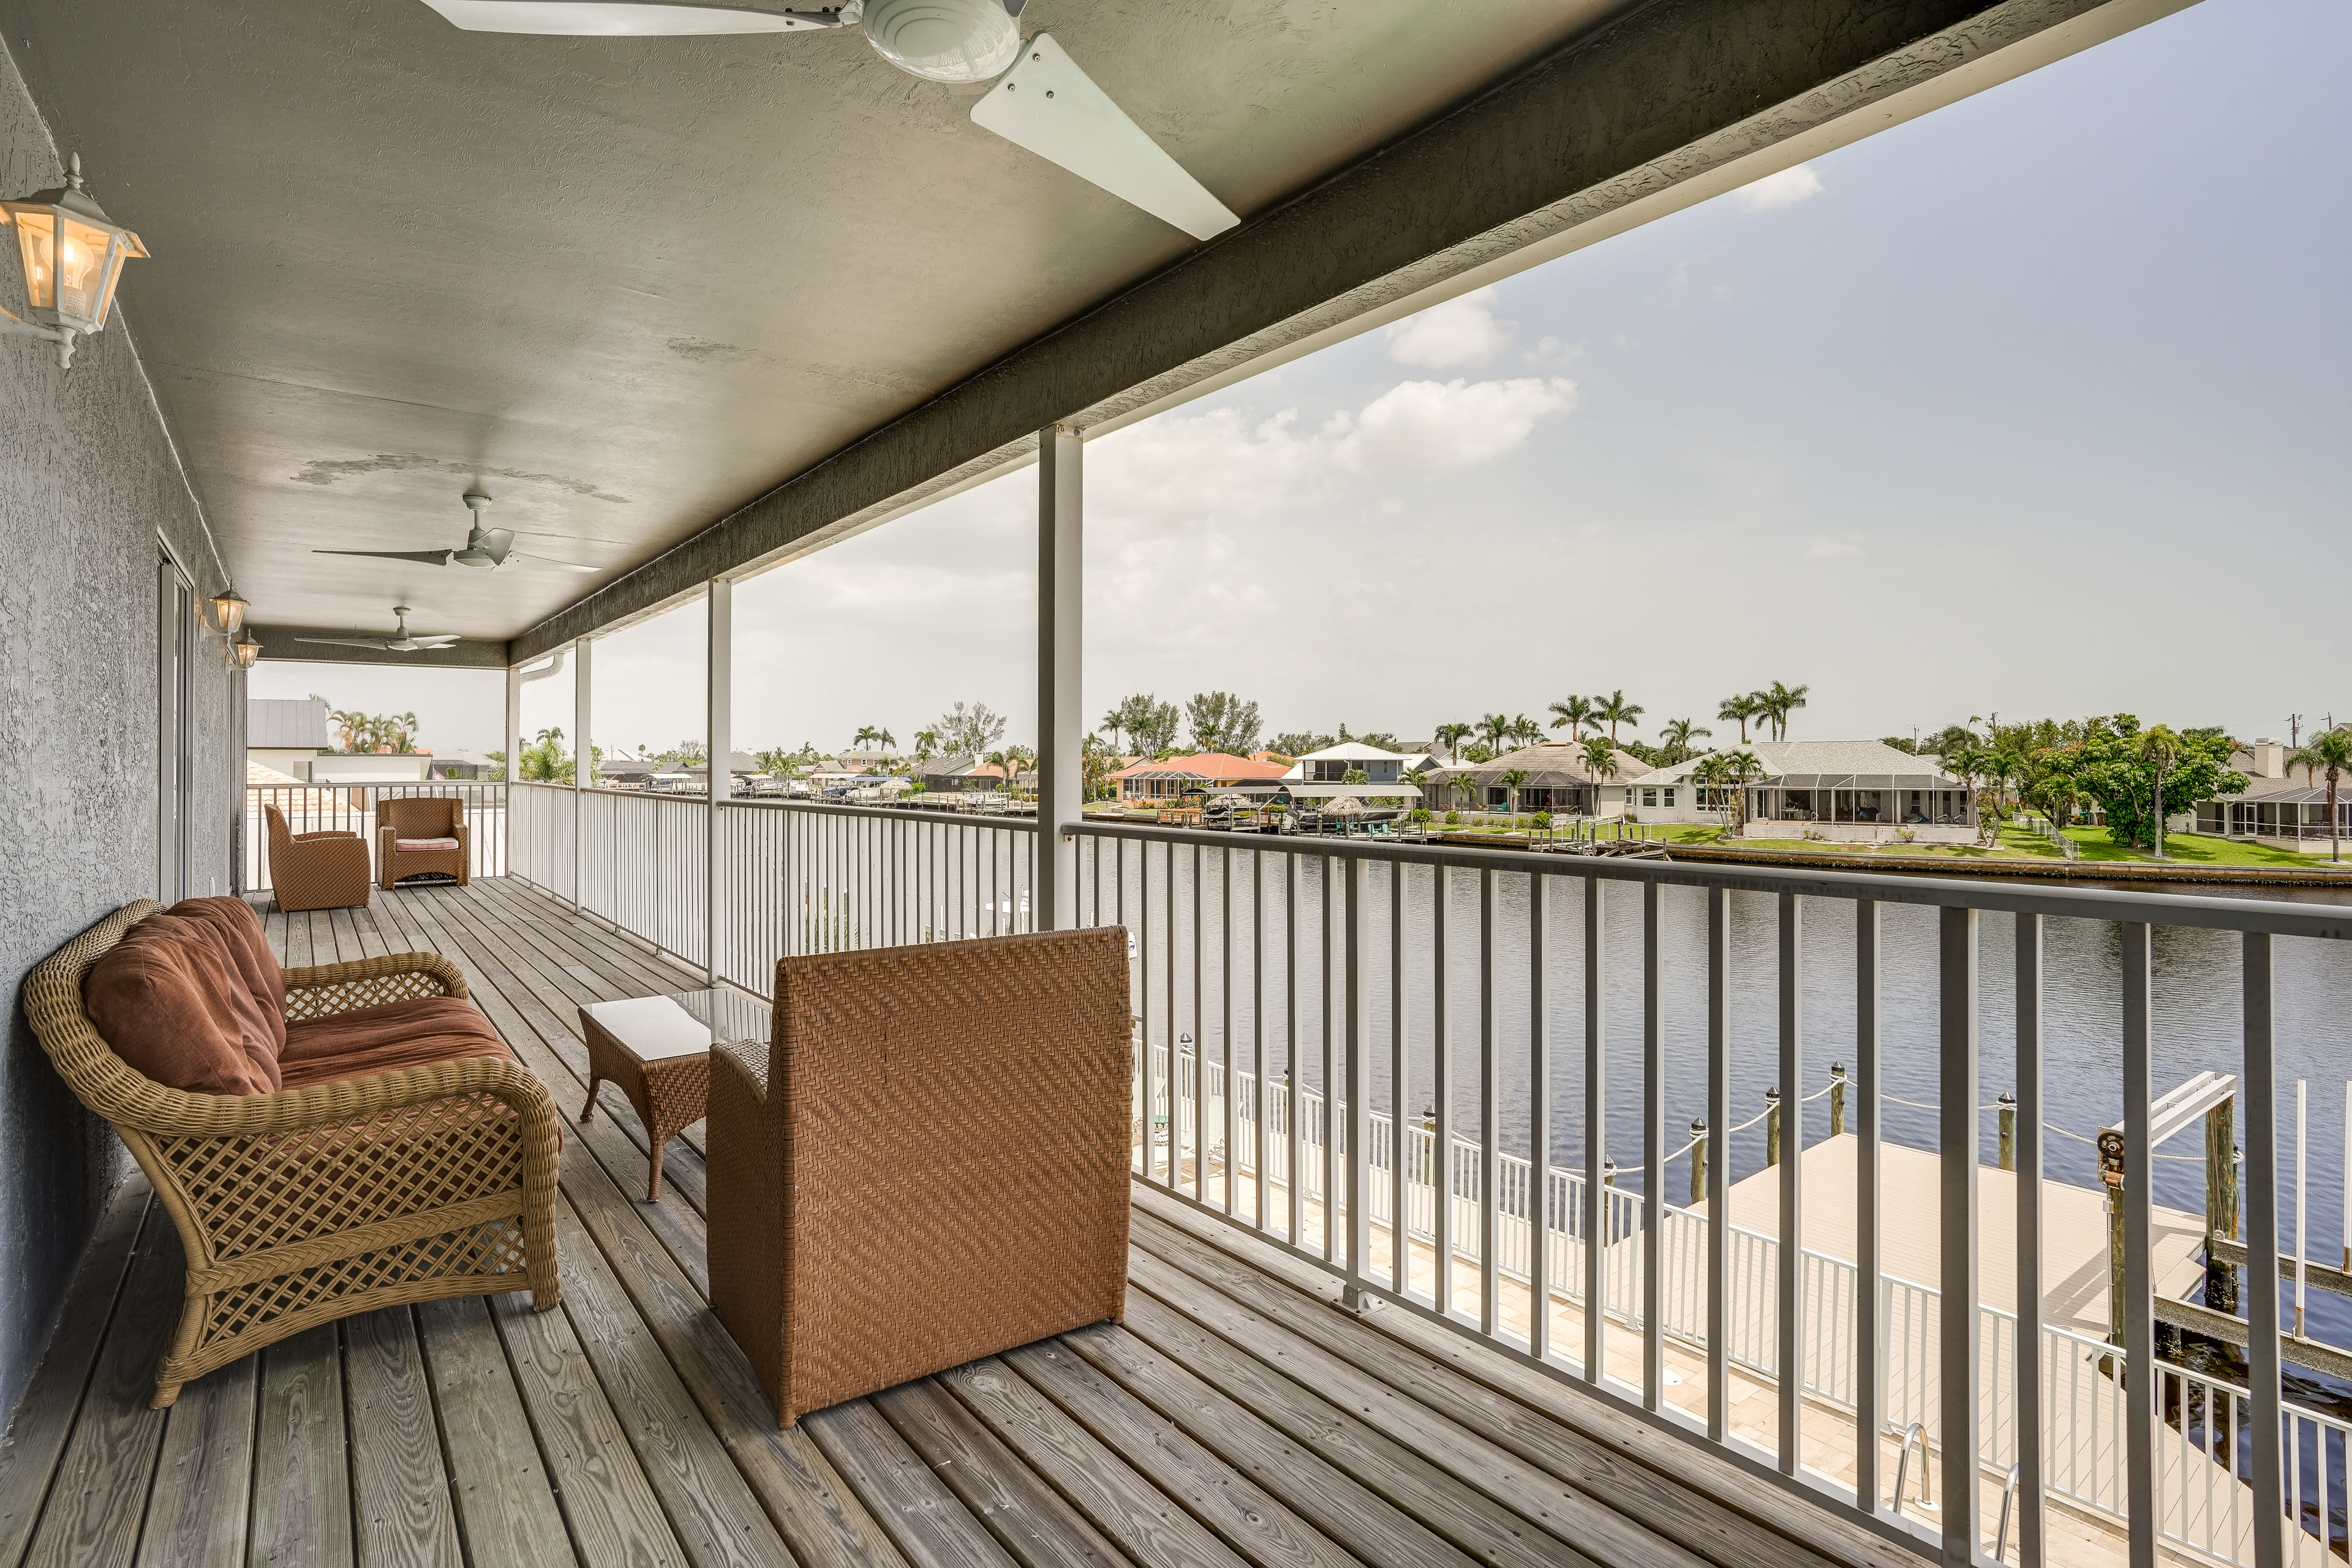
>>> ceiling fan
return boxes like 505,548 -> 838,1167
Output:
314,492 -> 598,575
296,606 -> 464,654
416,0 -> 1240,241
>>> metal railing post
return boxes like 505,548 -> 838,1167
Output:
1528,871 -> 1549,1360
1036,424 -> 1082,930
573,635 -> 591,910
1778,890 -> 1804,1474
1855,899 -> 1883,1516
1642,878 -> 1664,1407
2015,912 -> 2046,1568
2243,930 -> 2285,1568
1345,854 -> 1370,1309
1707,886 -> 1730,1442
705,578 -> 730,984
1940,905 -> 1981,1567
2120,924 -> 2156,1568
1582,874 -> 1605,1383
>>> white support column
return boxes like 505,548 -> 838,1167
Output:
504,664 -> 522,785
706,578 -> 732,983
1036,423 -> 1083,931
573,636 -> 592,910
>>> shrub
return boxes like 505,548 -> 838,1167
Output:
1532,812 -> 1552,830
1444,810 -> 1461,826
1410,808 -> 1431,823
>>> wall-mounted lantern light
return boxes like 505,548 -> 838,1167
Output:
200,584 -> 250,639
230,628 -> 263,669
1,154 -> 148,369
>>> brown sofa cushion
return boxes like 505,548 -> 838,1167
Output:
163,897 -> 287,1054
280,997 -> 516,1090
85,911 -> 285,1096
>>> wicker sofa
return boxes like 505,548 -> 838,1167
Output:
376,796 -> 470,889
709,927 -> 1131,1426
23,899 -> 561,1407
263,804 -> 371,912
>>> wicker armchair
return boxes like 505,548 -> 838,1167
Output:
376,796 -> 470,889
23,901 -> 561,1407
709,928 -> 1131,1426
264,804 -> 371,912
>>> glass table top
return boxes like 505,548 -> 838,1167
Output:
581,987 -> 771,1061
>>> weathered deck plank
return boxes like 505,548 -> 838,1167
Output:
135,1356 -> 257,1568
870,1382 -> 1134,1568
344,1306 -> 463,1568
413,1295 -> 578,1568
0,1173 -> 149,1564
21,1204 -> 182,1568
248,1325 -> 355,1568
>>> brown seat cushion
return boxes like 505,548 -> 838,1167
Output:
280,997 -> 516,1090
85,912 -> 285,1096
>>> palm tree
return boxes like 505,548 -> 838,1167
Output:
2136,725 -> 2182,858
1477,712 -> 1512,756
1500,767 -> 1529,813
1510,714 -> 1544,748
1716,693 -> 1759,744
1434,722 -> 1472,762
913,728 -> 941,761
1760,680 -> 1810,741
1578,734 -> 1619,794
875,728 -> 896,755
853,725 -> 883,752
2286,728 -> 2352,862
1452,774 -> 1482,812
1659,718 -> 1711,764
1548,695 -> 1598,739
1714,749 -> 1764,830
1595,690 -> 1643,742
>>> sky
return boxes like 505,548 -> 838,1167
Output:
257,0 -> 2352,761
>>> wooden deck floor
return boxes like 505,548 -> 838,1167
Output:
0,878 -> 1909,1568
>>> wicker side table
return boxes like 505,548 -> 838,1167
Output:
578,989 -> 767,1200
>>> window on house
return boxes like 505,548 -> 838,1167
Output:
1663,788 -> 1676,807
1642,788 -> 1657,807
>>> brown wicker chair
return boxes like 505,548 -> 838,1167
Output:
22,901 -> 562,1407
376,796 -> 470,889
263,803 -> 372,912
709,928 -> 1131,1426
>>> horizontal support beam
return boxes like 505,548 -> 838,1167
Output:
2152,1294 -> 2352,1384
247,624 -> 511,671
2209,1236 -> 2352,1303
515,0 -> 2192,660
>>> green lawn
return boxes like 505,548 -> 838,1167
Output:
2051,826 -> 2341,867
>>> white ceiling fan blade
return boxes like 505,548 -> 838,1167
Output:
296,637 -> 395,649
421,0 -> 835,36
412,636 -> 465,647
970,34 -> 1238,242
502,551 -> 601,573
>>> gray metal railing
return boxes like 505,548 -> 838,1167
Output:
500,790 -> 2352,1568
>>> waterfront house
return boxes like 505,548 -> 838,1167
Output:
2198,734 -> 2351,848
1112,750 -> 1291,805
1632,739 -> 1978,841
1424,740 -> 1653,815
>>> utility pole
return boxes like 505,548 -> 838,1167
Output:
2289,714 -> 2303,749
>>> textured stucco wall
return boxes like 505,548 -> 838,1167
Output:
0,40 -> 234,1423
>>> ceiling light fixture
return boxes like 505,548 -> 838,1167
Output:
0,154 -> 148,369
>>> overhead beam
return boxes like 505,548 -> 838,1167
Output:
245,624 -> 510,670
516,0 -> 2192,661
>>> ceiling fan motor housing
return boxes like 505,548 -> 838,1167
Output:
856,0 -> 1019,84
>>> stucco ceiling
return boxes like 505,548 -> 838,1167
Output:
0,0 -> 1623,644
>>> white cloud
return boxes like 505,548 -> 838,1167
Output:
1384,287 -> 1512,369
1808,534 -> 1863,557
1333,377 -> 1580,474
1087,407 -> 1337,540
1735,164 -> 1825,214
